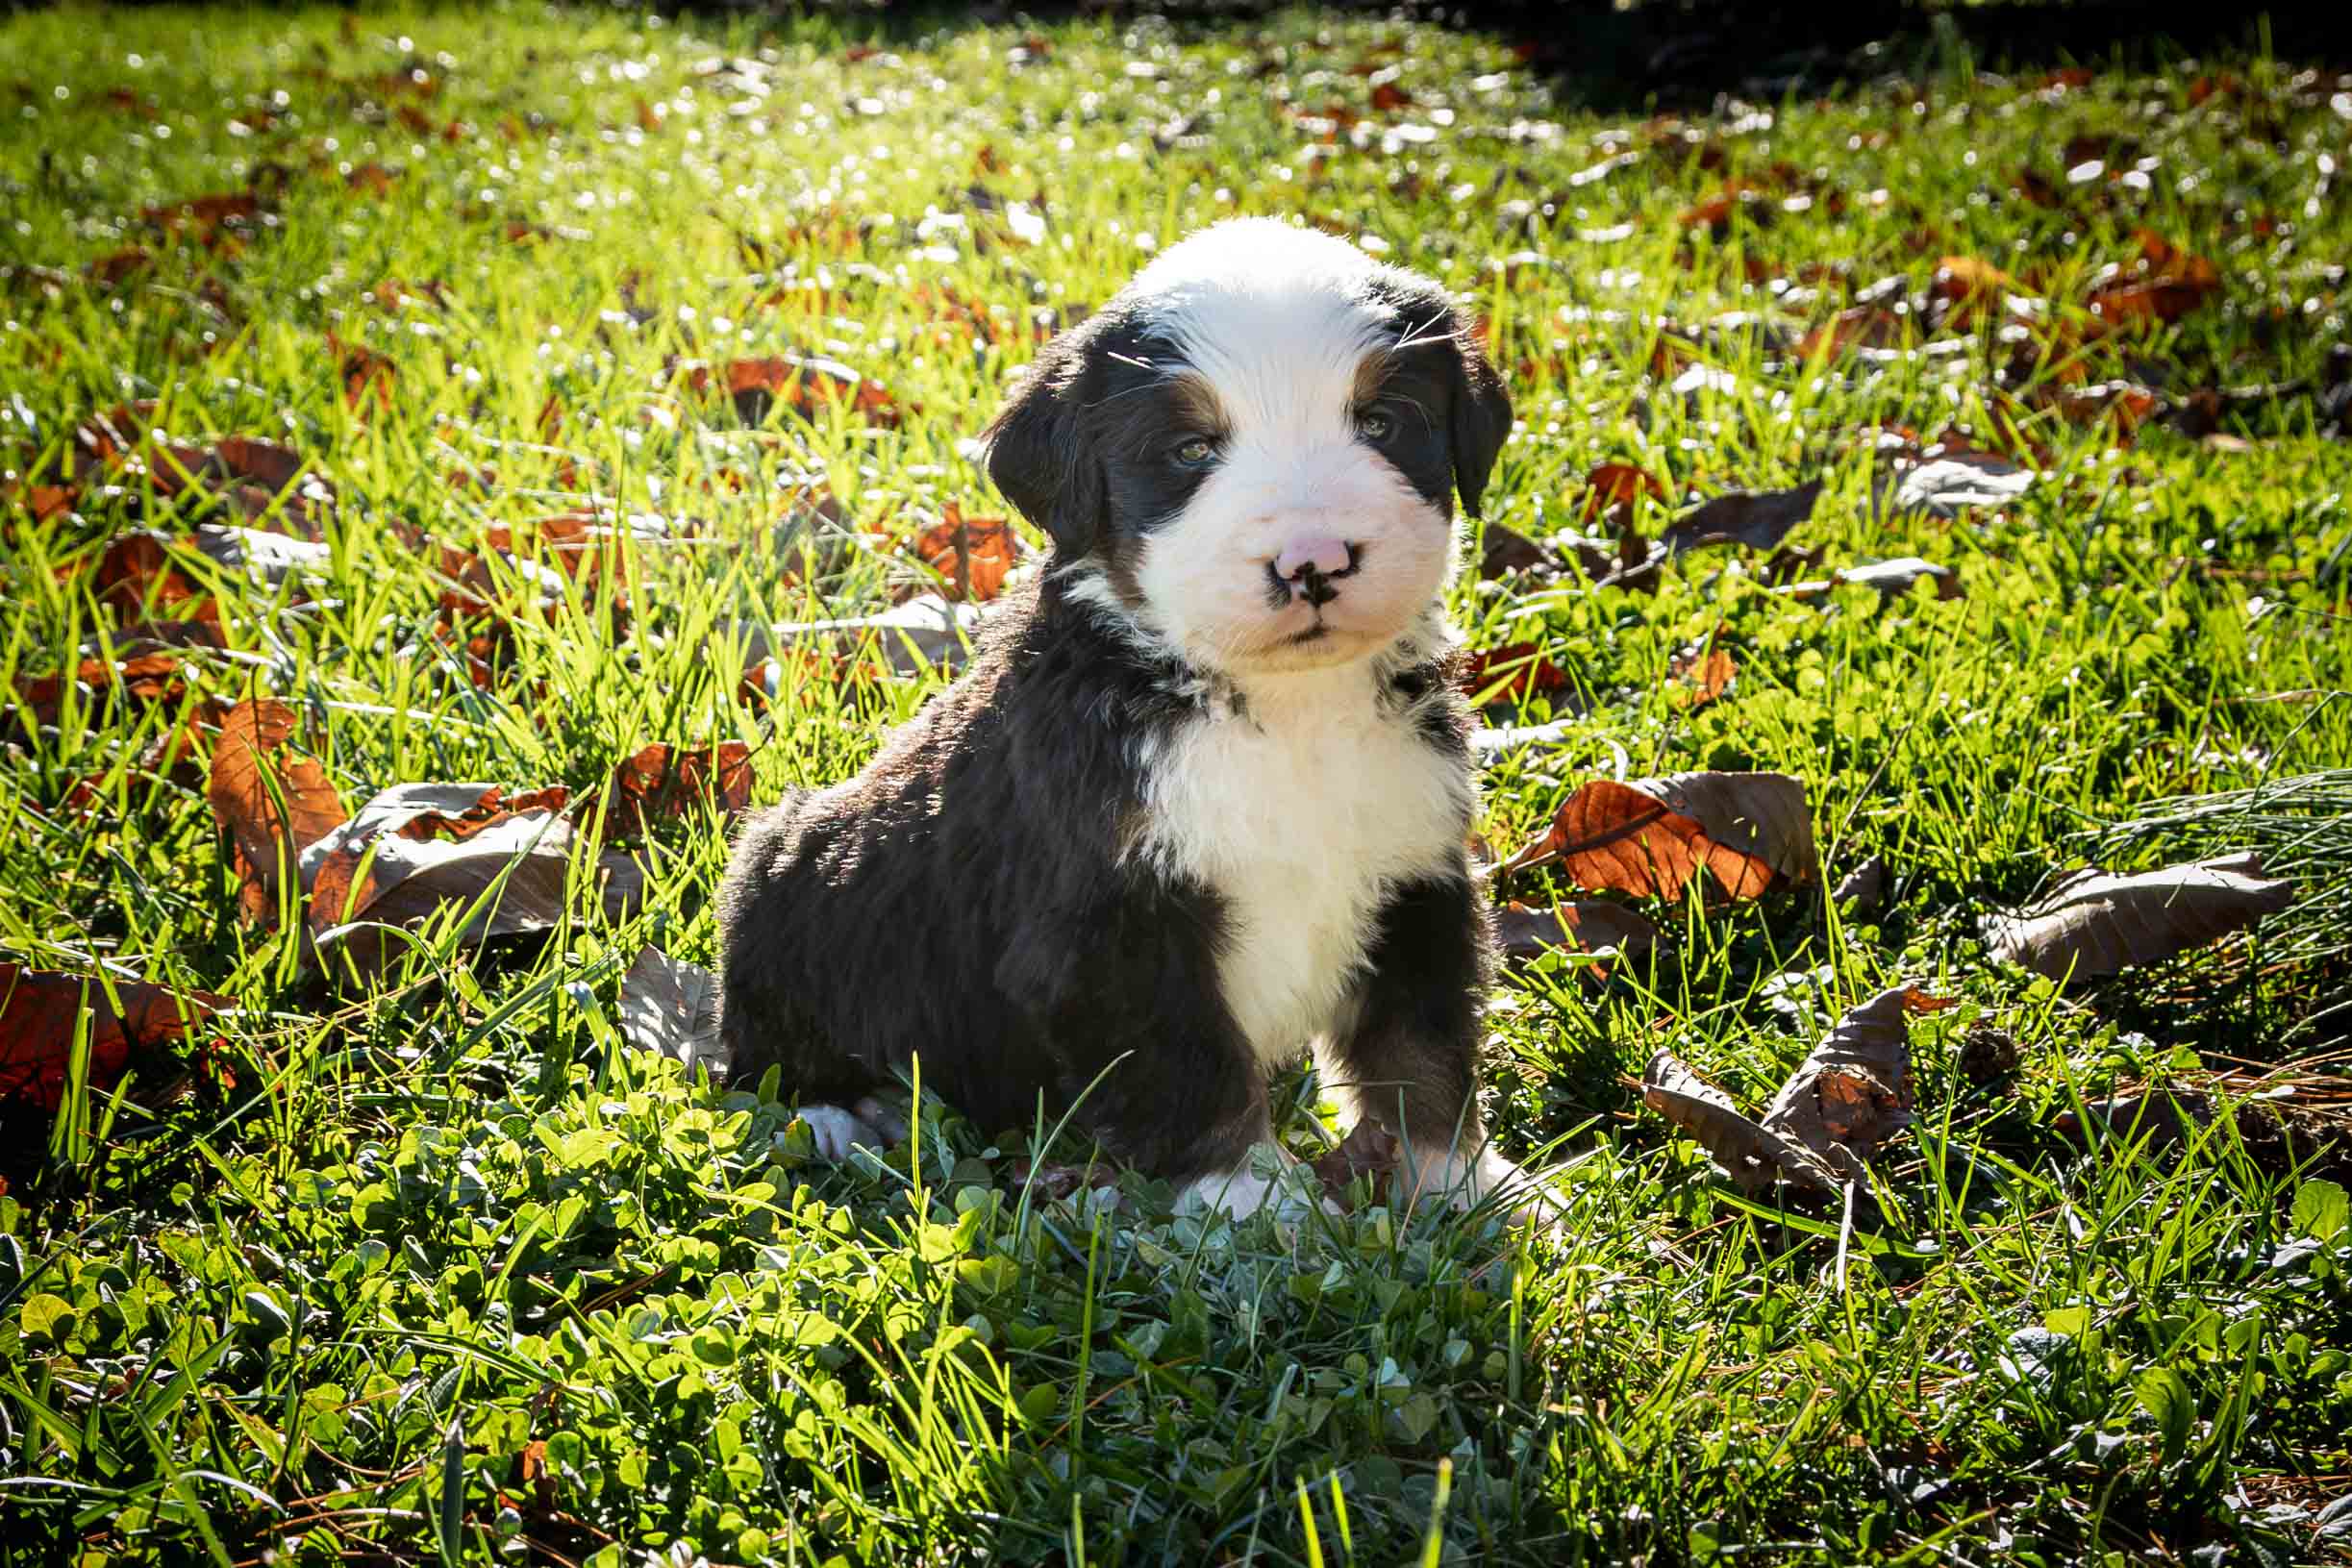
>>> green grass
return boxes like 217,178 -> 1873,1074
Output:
4,4 -> 2351,1564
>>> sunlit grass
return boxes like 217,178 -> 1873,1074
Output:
1,4 -> 2349,1564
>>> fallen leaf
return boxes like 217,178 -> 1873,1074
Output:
1781,557 -> 1964,602
0,963 -> 230,1113
1502,772 -> 1816,899
1312,1121 -> 1400,1207
1669,646 -> 1737,708
1755,986 -> 1925,1182
2088,229 -> 2221,328
1832,856 -> 1890,917
1577,462 -> 1668,526
911,503 -> 1019,602
1477,521 -> 1559,579
190,525 -> 333,585
689,355 -> 899,428
88,532 -> 216,623
1493,900 -> 1661,965
306,784 -> 576,968
617,945 -> 725,1080
331,333 -> 395,411
1461,642 -> 1568,703
575,742 -> 753,841
1980,853 -> 2293,981
141,189 -> 262,247
1642,1051 -> 1839,1192
1658,480 -> 1823,556
207,700 -> 346,924
1644,985 -> 1938,1192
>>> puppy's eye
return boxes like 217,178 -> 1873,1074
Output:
1171,436 -> 1218,468
1357,408 -> 1397,442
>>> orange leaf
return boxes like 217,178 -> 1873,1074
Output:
576,743 -> 753,841
1577,462 -> 1668,524
0,964 -> 229,1113
1460,642 -> 1567,702
912,503 -> 1018,602
206,700 -> 348,925
1502,771 -> 1816,899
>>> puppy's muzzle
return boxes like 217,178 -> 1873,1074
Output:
1264,537 -> 1364,610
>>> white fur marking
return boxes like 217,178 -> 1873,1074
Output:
1134,649 -> 1469,1070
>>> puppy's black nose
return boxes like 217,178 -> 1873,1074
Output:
1264,539 -> 1363,610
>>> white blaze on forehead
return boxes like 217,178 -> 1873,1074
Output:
1127,219 -> 1402,428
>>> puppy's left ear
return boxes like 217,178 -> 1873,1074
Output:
1445,314 -> 1512,519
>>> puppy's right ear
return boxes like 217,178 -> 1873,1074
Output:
983,330 -> 1105,560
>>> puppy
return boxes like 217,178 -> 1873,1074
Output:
718,218 -> 1548,1221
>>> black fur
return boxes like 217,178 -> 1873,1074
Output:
720,579 -> 1266,1179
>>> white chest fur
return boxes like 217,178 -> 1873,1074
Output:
1131,660 -> 1471,1066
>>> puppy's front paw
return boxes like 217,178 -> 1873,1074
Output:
1177,1144 -> 1334,1220
793,1102 -> 888,1163
1406,1144 -> 1564,1232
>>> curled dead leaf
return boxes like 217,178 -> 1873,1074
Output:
1642,1051 -> 1839,1192
1494,900 -> 1662,969
1980,853 -> 2293,982
1657,480 -> 1822,556
0,964 -> 230,1113
1460,642 -> 1569,703
575,742 -> 753,842
1755,986 -> 1927,1182
207,700 -> 347,924
1502,771 -> 1816,900
305,784 -> 574,971
618,945 -> 725,1080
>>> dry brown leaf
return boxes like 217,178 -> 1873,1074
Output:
575,742 -> 753,841
0,963 -> 231,1113
689,355 -> 899,428
1670,646 -> 1738,709
1577,462 -> 1668,526
1502,771 -> 1816,899
1980,853 -> 2293,981
207,700 -> 347,924
306,784 -> 574,969
1494,900 -> 1662,966
618,945 -> 724,1079
911,503 -> 1019,602
1657,480 -> 1822,556
1642,1051 -> 1839,1192
1460,642 -> 1569,703
1311,1120 -> 1401,1207
1755,986 -> 1925,1181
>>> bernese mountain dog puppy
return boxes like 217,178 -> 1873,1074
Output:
718,217 -> 1554,1223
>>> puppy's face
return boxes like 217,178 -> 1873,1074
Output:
986,220 -> 1511,675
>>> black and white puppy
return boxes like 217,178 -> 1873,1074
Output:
718,218 -> 1547,1220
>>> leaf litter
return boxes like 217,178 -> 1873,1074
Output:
1643,985 -> 1947,1192
1981,852 -> 2295,982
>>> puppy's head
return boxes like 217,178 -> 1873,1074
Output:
985,218 -> 1511,675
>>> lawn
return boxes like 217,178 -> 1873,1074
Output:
3,4 -> 2350,1564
